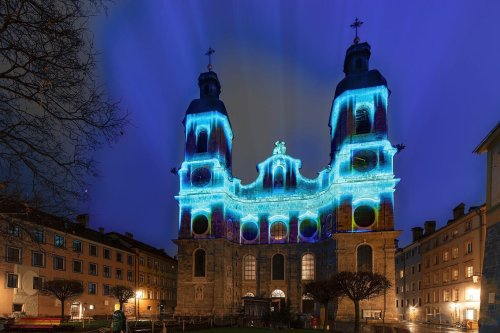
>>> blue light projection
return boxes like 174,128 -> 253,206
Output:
176,78 -> 399,240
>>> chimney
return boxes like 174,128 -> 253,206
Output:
99,227 -> 104,234
124,232 -> 133,239
453,203 -> 465,220
76,214 -> 89,228
411,227 -> 424,242
424,220 -> 436,235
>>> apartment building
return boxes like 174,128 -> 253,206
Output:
420,203 -> 486,326
395,228 -> 423,321
107,232 -> 178,318
0,201 -> 177,319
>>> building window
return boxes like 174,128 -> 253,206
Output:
434,255 -> 439,265
270,221 -> 287,241
418,280 -> 422,290
443,270 -> 449,282
357,245 -> 373,272
103,284 -> 111,296
127,271 -> 133,281
271,289 -> 285,298
72,260 -> 83,273
273,166 -> 285,188
89,263 -> 98,276
103,248 -> 111,259
33,229 -> 44,243
196,130 -> 208,153
443,290 -> 450,302
33,276 -> 43,290
355,108 -> 371,134
466,220 -> 472,231
7,247 -> 21,263
243,255 -> 256,281
116,269 -> 123,280
411,266 -> 415,274
154,261 -> 159,271
452,268 -> 459,280
443,250 -> 449,262
128,255 -> 134,266
88,282 -> 97,295
72,240 -> 82,253
53,256 -> 65,270
116,252 -> 122,262
103,265 -> 111,278
301,254 -> 315,280
396,300 -> 399,308
7,273 -> 18,288
88,244 -> 97,257
8,223 -> 21,237
139,273 -> 144,283
466,265 -> 474,278
32,251 -> 44,267
272,253 -> 285,280
465,241 -> 473,254
194,249 -> 206,277
54,234 -> 65,248
399,270 -> 404,278
147,257 -> 153,269
418,263 -> 421,272
452,247 -> 459,259
140,256 -> 145,266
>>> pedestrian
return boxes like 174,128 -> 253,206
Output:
112,304 -> 126,333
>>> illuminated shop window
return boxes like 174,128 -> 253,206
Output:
196,131 -> 208,153
301,254 -> 315,280
270,222 -> 287,241
272,254 -> 285,280
192,215 -> 209,235
357,244 -> 373,272
194,249 -> 206,277
243,255 -> 256,280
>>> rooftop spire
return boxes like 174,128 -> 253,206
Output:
350,17 -> 364,44
205,46 -> 215,71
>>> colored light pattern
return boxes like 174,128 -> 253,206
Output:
177,73 -> 399,240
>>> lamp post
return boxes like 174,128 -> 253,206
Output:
136,290 -> 143,320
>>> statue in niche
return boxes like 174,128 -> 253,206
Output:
195,285 -> 203,301
273,141 -> 286,155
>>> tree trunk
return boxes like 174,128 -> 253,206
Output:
323,303 -> 329,331
60,298 -> 65,319
119,301 -> 123,310
354,300 -> 360,333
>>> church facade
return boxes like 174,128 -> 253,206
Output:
174,38 -> 400,322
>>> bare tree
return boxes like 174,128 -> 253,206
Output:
110,285 -> 135,310
0,0 -> 127,213
41,280 -> 84,319
304,279 -> 343,331
335,271 -> 391,333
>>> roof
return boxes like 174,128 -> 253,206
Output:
107,231 -> 176,262
334,69 -> 388,98
0,200 -> 133,252
474,122 -> 500,153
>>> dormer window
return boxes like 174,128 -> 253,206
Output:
355,108 -> 370,134
196,131 -> 208,153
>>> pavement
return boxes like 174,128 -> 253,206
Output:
398,321 -> 477,333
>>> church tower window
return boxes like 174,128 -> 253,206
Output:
357,244 -> 373,272
194,249 -> 206,277
196,130 -> 208,153
192,215 -> 209,235
243,255 -> 256,280
301,254 -> 315,280
355,108 -> 371,134
272,254 -> 285,280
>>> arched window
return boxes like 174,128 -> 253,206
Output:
357,244 -> 373,272
244,292 -> 255,297
243,255 -> 256,281
194,249 -> 206,277
271,289 -> 285,298
272,254 -> 285,280
301,254 -> 315,280
273,166 -> 284,188
355,108 -> 370,134
196,131 -> 208,153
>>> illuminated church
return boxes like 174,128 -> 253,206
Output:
175,31 -> 400,322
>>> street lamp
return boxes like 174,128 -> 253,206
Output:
136,290 -> 143,320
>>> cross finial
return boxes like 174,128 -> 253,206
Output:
205,47 -> 215,71
350,17 -> 364,44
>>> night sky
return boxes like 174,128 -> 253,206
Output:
85,1 -> 499,256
